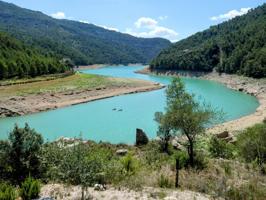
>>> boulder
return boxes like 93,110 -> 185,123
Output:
94,184 -> 106,191
136,128 -> 149,146
116,149 -> 128,156
216,131 -> 229,139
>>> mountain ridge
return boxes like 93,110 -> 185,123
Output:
151,3 -> 266,78
0,0 -> 171,65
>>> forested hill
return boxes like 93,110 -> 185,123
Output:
0,1 -> 171,65
151,4 -> 266,78
0,31 -> 68,79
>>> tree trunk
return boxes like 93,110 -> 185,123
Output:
164,140 -> 169,154
175,158 -> 179,188
81,186 -> 85,200
188,140 -> 194,167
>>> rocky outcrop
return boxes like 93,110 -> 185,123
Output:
215,131 -> 229,139
215,131 -> 235,143
0,107 -> 21,117
136,128 -> 149,146
116,149 -> 128,156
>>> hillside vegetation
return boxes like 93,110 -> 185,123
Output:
1,78 -> 266,200
0,1 -> 171,65
151,3 -> 266,78
0,31 -> 68,79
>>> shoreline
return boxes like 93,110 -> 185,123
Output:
76,63 -> 148,70
138,67 -> 266,134
0,75 -> 164,118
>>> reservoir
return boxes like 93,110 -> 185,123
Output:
0,66 -> 259,143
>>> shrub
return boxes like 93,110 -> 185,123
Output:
19,177 -> 40,200
209,136 -> 234,159
175,151 -> 189,169
193,150 -> 208,170
0,183 -> 16,200
237,123 -> 266,166
226,181 -> 266,200
157,174 -> 173,188
120,153 -> 138,175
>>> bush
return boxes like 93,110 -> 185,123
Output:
41,142 -> 115,187
175,151 -> 189,169
193,150 -> 208,170
0,183 -> 16,200
226,181 -> 266,200
120,153 -> 138,175
237,123 -> 266,166
157,174 -> 173,188
19,177 -> 40,200
209,136 -> 234,159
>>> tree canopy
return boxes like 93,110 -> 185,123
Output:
0,31 -> 69,79
151,3 -> 266,78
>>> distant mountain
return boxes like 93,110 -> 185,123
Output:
0,31 -> 68,79
0,0 -> 171,65
151,4 -> 266,78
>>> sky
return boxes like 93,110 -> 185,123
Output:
3,0 -> 266,42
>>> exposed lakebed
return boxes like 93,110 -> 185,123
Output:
0,66 -> 259,143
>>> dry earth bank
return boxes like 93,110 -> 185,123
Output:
0,73 -> 164,118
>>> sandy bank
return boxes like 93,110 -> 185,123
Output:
0,79 -> 164,118
138,67 -> 266,134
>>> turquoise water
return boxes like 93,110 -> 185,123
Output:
0,66 -> 259,144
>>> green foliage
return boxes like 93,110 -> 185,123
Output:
0,1 -> 170,66
151,4 -> 266,78
155,78 -> 216,167
120,153 -> 138,175
41,142 -> 114,187
2,124 -> 43,184
0,32 -> 69,79
19,177 -> 40,200
237,123 -> 266,166
157,174 -> 173,188
209,136 -> 235,159
0,182 -> 16,200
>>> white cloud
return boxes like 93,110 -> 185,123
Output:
99,25 -> 119,32
51,11 -> 66,19
134,17 -> 158,29
126,17 -> 178,42
158,16 -> 168,21
210,7 -> 251,21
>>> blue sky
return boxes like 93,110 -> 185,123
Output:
4,0 -> 266,41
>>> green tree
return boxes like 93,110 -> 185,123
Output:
155,78 -> 216,167
7,124 -> 43,184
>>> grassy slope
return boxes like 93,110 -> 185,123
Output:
0,73 -> 149,97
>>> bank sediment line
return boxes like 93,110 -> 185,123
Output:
0,83 -> 164,118
138,67 -> 266,134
